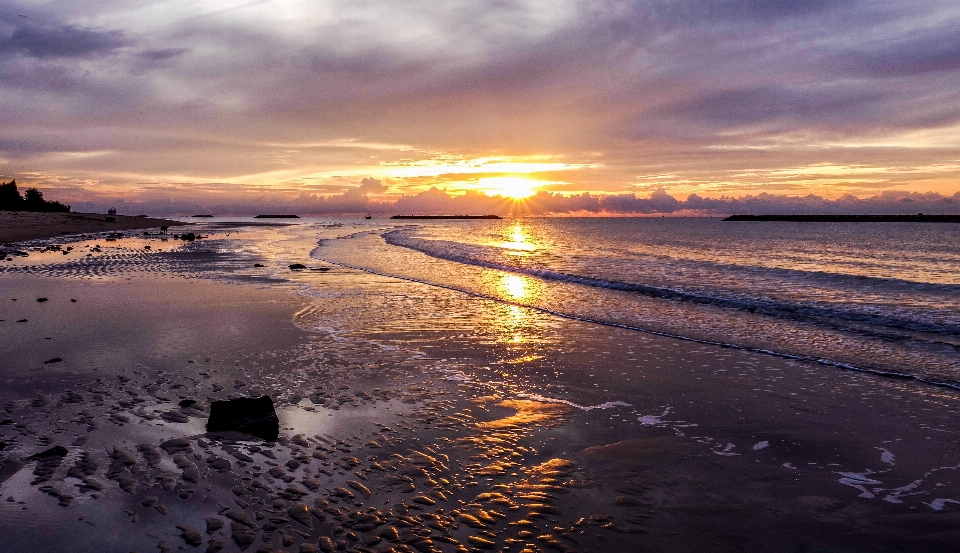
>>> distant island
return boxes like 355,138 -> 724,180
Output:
254,214 -> 300,218
0,180 -> 70,213
390,215 -> 502,220
192,214 -> 214,218
723,214 -> 960,223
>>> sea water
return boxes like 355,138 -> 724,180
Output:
306,217 -> 960,386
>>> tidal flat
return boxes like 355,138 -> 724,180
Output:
2,223 -> 960,552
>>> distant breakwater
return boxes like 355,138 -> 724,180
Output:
724,214 -> 960,223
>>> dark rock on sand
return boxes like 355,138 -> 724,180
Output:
43,358 -> 62,364
206,396 -> 279,441
288,263 -> 306,270
36,297 -> 48,303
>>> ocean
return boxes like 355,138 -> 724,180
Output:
306,217 -> 960,386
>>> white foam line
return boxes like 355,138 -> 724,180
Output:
927,498 -> 960,511
312,252 -> 960,392
876,447 -> 896,466
637,407 -> 673,426
516,393 -> 631,411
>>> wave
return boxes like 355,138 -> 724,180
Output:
383,230 -> 960,342
311,247 -> 960,392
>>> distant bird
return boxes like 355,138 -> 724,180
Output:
18,14 -> 27,18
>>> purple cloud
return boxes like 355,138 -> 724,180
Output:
0,21 -> 125,58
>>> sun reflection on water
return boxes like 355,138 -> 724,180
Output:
502,274 -> 528,300
493,275 -> 542,343
500,223 -> 535,256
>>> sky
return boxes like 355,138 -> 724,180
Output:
1,0 -> 960,215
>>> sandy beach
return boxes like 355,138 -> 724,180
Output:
2,220 -> 960,553
0,211 -> 187,245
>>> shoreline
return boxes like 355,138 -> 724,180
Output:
0,211 -> 188,245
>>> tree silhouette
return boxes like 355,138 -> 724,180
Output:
0,180 -> 70,212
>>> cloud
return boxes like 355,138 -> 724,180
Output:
0,21 -> 126,58
0,0 -> 959,201
42,181 -> 960,217
842,35 -> 960,78
357,177 -> 387,194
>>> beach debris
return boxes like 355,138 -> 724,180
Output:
206,396 -> 280,441
288,263 -> 306,270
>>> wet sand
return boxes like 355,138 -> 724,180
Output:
2,229 -> 960,552
0,211 -> 186,244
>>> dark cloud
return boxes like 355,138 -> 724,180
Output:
838,25 -> 960,77
645,0 -> 846,25
137,48 -> 189,62
651,85 -> 890,129
0,21 -> 125,58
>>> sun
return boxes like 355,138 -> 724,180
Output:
478,176 -> 541,199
